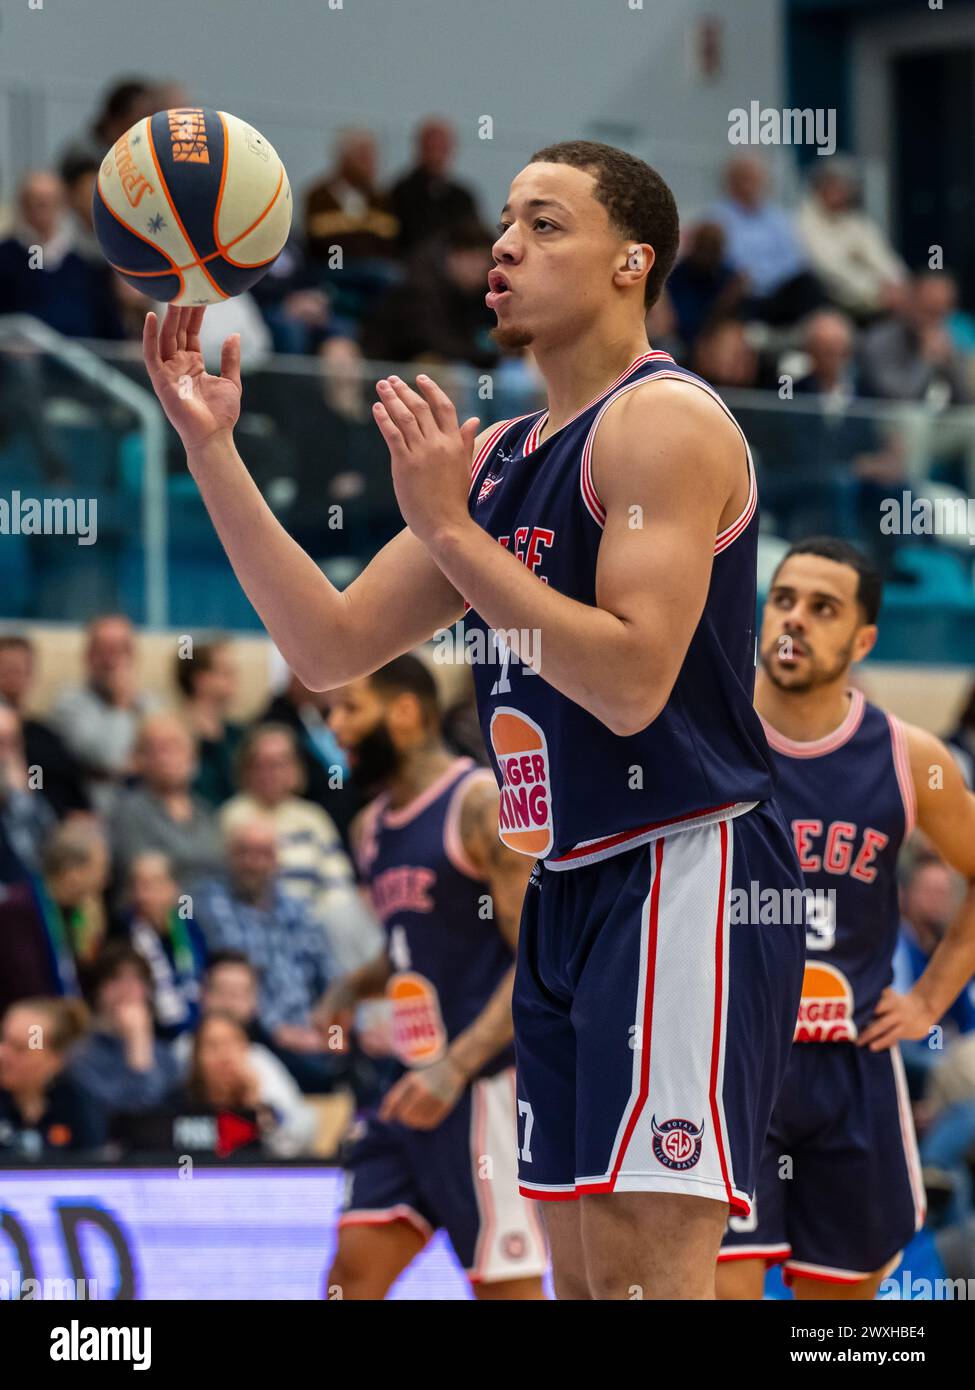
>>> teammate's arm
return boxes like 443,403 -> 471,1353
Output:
143,307 -> 465,689
859,724 -> 975,1051
379,778 -> 532,1130
373,373 -> 738,735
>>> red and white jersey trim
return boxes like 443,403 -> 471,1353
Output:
717,1243 -> 791,1264
543,798 -> 756,872
761,688 -> 866,759
886,714 -> 917,838
579,368 -> 757,548
338,1204 -> 433,1241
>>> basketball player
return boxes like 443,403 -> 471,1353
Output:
143,139 -> 805,1299
718,538 -> 975,1299
315,654 -> 547,1299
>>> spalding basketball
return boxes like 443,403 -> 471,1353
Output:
93,107 -> 292,305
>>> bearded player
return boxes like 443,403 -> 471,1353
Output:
143,139 -> 804,1298
317,655 -> 547,1298
718,538 -> 975,1298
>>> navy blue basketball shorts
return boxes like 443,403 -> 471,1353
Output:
512,800 -> 806,1214
338,1065 -> 548,1283
719,1041 -> 926,1284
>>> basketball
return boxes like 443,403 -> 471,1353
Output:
93,106 -> 292,305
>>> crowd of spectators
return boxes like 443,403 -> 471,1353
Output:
0,618 -> 399,1161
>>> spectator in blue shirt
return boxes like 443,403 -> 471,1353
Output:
710,155 -> 823,326
192,817 -> 335,1056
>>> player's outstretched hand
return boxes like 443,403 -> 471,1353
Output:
143,305 -> 243,454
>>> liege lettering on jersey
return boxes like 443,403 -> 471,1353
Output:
370,866 -> 437,922
792,819 -> 889,883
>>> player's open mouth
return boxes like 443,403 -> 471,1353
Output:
486,270 -> 512,309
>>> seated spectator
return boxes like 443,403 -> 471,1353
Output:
794,310 -> 903,481
665,221 -> 746,352
180,1011 -> 317,1157
893,855 -> 975,1097
360,219 -> 498,367
0,821 -> 110,1012
0,704 -> 57,877
796,157 -> 907,321
248,231 -> 332,355
58,77 -> 154,168
189,950 -> 351,1096
51,615 -> 160,815
303,129 -> 400,328
388,116 -> 479,257
691,317 -> 760,389
193,818 -> 338,1062
124,852 -> 207,1039
0,997 -> 99,1156
109,713 -> 223,888
860,271 -> 973,406
173,639 -> 243,808
59,152 -> 103,265
763,311 -> 904,545
0,171 -> 124,338
221,725 -> 382,971
709,155 -> 823,325
0,635 -> 90,817
68,944 -> 179,1137
260,664 -> 356,826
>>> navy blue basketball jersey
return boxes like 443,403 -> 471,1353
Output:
465,350 -> 774,869
356,757 -> 515,1076
764,690 -> 916,1041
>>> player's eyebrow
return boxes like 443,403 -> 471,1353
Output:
499,198 -> 571,218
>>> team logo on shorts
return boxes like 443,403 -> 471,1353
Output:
502,1231 -> 527,1260
651,1116 -> 705,1171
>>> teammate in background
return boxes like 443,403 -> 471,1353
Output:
142,139 -> 804,1298
318,655 -> 547,1299
718,537 -> 975,1299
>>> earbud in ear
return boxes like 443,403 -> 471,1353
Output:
627,249 -> 644,271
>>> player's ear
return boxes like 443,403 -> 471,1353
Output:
614,243 -> 654,294
853,624 -> 879,663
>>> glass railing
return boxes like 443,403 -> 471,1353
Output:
2,327 -> 975,660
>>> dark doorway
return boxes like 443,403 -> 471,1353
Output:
893,46 -> 975,305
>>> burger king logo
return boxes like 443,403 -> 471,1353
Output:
386,971 -> 447,1066
794,961 -> 856,1042
489,707 -> 554,857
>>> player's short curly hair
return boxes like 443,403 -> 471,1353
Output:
530,140 -> 680,309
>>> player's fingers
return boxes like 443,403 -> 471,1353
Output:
386,375 -> 436,436
186,306 -> 206,356
159,304 -> 180,361
175,306 -> 191,353
376,379 -> 423,441
142,312 -> 163,378
460,416 -> 481,455
372,401 -> 406,452
415,373 -> 458,431
220,333 -> 242,389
